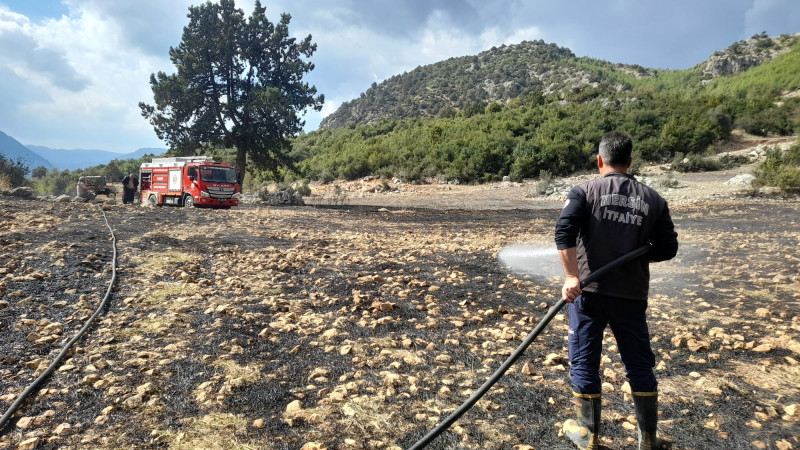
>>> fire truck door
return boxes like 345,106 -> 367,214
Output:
169,169 -> 182,192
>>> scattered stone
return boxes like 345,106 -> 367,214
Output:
82,374 -> 102,386
746,419 -> 763,429
434,354 -> 452,364
725,174 -> 755,186
521,362 -> 534,375
544,353 -> 566,366
687,339 -> 710,352
286,400 -> 303,414
123,393 -> 144,408
136,382 -> 155,395
17,437 -> 40,450
752,343 -> 775,353
16,416 -> 35,429
300,443 -> 327,450
54,423 -> 71,435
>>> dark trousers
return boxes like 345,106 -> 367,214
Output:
568,292 -> 657,395
123,188 -> 136,204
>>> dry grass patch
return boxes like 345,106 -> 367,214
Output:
162,413 -> 263,450
144,282 -> 199,305
339,396 -> 407,439
127,248 -> 197,277
212,358 -> 264,384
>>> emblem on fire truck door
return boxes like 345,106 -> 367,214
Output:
169,169 -> 181,191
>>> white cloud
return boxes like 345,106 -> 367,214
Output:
0,9 -> 88,91
744,0 -> 800,37
0,1 -> 173,151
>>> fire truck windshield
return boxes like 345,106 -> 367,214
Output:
199,166 -> 237,184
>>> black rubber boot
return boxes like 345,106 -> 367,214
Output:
633,393 -> 666,450
562,394 -> 601,450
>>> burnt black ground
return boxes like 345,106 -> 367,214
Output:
1,196 -> 799,449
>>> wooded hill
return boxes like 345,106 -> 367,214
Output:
291,32 -> 800,183
321,32 -> 799,129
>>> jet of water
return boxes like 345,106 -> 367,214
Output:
497,244 -> 564,278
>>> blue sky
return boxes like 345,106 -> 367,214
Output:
0,0 -> 798,153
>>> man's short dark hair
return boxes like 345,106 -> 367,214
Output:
599,131 -> 633,166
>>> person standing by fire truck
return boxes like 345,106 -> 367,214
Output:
121,173 -> 138,204
555,131 -> 678,449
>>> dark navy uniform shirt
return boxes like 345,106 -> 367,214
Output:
555,172 -> 678,300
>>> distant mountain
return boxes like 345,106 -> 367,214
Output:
127,148 -> 167,160
320,33 -> 800,129
0,131 -> 54,172
27,146 -> 166,170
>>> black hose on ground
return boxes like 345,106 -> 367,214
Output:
0,206 -> 118,432
408,244 -> 651,449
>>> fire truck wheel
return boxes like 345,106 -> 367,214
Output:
183,195 -> 195,208
148,195 -> 157,206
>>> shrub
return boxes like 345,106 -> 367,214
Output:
717,153 -> 750,169
0,173 -> 11,190
0,154 -> 29,188
628,150 -> 644,175
295,180 -> 312,197
671,152 -> 721,172
529,170 -> 554,196
654,172 -> 681,189
752,143 -> 800,192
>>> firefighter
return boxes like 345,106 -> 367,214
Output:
555,131 -> 678,450
121,173 -> 139,204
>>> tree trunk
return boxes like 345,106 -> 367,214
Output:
236,147 -> 247,186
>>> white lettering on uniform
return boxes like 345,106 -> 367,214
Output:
602,208 -> 643,226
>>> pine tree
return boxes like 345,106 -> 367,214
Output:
139,0 -> 324,177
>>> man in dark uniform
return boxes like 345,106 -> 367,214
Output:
555,131 -> 678,450
121,173 -> 139,205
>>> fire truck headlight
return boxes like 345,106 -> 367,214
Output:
200,190 -> 210,198
232,193 -> 241,199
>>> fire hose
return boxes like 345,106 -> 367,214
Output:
0,206 -> 118,432
408,244 -> 651,449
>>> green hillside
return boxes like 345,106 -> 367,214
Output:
319,40 -> 654,129
292,33 -> 800,183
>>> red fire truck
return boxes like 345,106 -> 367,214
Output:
139,156 -> 240,208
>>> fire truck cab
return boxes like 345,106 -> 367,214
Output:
139,156 -> 240,209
